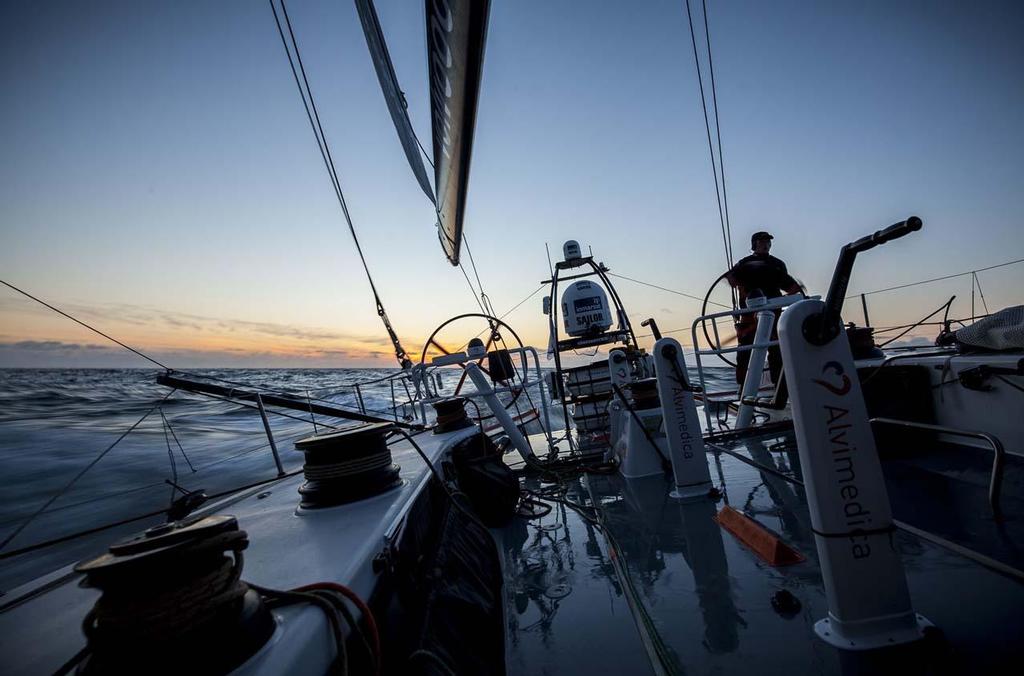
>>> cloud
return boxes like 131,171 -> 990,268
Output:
1,296 -> 386,346
0,340 -> 115,352
0,293 -> 409,367
314,349 -> 350,357
0,339 -> 384,368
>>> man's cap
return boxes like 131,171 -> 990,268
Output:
751,231 -> 773,248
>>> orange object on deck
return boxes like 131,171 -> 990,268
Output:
714,505 -> 805,566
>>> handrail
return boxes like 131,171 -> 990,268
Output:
689,295 -> 818,431
424,346 -> 557,448
870,417 -> 1005,519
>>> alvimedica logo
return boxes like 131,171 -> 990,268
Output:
671,385 -> 695,460
814,360 -> 873,560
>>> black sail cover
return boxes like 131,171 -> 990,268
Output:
354,0 -> 436,203
426,0 -> 491,266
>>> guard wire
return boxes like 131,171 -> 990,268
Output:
847,257 -> 1024,298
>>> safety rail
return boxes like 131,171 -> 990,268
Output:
689,295 -> 816,432
870,417 -> 1005,518
333,346 -> 554,436
424,345 -> 556,446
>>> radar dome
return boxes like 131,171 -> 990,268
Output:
561,280 -> 612,337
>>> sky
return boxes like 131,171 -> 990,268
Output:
1,0 -> 1022,368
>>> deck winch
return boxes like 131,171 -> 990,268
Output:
73,515 -> 274,675
295,422 -> 402,509
432,397 -> 474,434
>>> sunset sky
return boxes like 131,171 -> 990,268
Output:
2,0 -> 1022,368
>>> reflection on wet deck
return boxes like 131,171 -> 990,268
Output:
499,428 -> 1024,675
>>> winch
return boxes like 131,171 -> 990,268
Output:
73,515 -> 274,675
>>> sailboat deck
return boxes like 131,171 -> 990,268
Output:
499,428 -> 1024,675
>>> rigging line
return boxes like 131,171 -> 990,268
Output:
847,257 -> 1024,298
458,261 -> 489,314
462,234 -> 500,318
0,388 -> 176,552
973,272 -> 990,314
0,429 -> 312,527
413,126 -> 435,170
160,409 -> 196,472
499,285 -> 545,320
683,0 -> 731,273
194,389 -> 363,427
607,272 -> 731,308
870,316 -> 987,334
463,235 -> 487,300
271,0 -> 412,368
701,0 -> 733,268
0,279 -> 170,370
454,286 -> 547,353
161,413 -> 179,507
0,470 -> 304,563
878,296 -> 955,348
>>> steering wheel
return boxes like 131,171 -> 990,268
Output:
419,313 -> 531,422
701,272 -> 739,368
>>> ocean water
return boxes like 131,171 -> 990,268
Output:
0,365 -> 735,591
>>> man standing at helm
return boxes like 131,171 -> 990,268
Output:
725,231 -> 803,388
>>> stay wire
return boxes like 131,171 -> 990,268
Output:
500,285 -> 545,319
0,279 -> 169,370
701,0 -> 733,269
458,261 -> 489,314
160,409 -> 196,472
683,0 -> 731,274
878,296 -> 955,348
0,388 -> 177,552
270,0 -> 411,368
0,280 -> 345,422
161,413 -> 179,507
0,428 -> 312,529
973,272 -> 990,314
0,468 -> 304,562
462,235 -> 497,317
